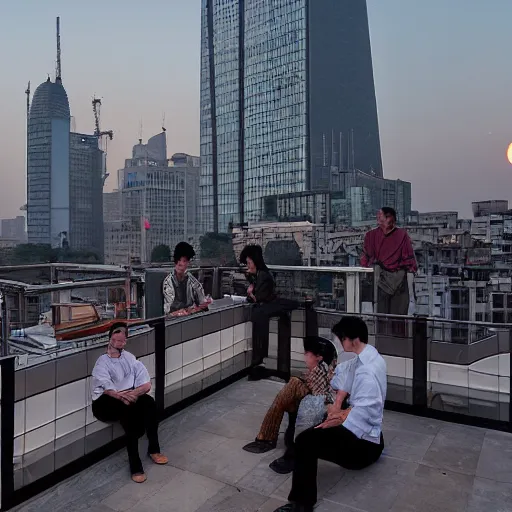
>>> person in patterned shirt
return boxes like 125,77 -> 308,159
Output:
242,336 -> 337,466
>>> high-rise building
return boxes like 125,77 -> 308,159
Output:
104,132 -> 200,265
1,216 -> 27,243
200,0 -> 382,233
69,133 -> 104,257
27,76 -> 71,247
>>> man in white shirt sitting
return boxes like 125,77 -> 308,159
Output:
273,316 -> 387,512
91,323 -> 168,483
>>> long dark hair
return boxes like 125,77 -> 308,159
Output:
240,244 -> 269,272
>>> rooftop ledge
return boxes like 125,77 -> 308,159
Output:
0,304 -> 511,511
9,379 -> 512,512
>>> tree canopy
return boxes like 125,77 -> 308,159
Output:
150,244 -> 172,263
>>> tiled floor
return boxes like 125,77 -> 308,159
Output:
13,379 -> 512,512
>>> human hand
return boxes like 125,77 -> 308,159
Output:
327,407 -> 351,422
171,309 -> 189,317
315,416 -> 344,429
119,390 -> 138,404
247,284 -> 254,295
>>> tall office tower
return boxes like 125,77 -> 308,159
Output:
200,0 -> 382,233
104,132 -> 200,265
69,133 -> 104,257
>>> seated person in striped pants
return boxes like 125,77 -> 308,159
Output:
243,336 -> 336,473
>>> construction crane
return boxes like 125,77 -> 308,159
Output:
92,97 -> 114,186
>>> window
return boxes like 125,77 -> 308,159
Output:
493,311 -> 505,324
493,293 -> 504,309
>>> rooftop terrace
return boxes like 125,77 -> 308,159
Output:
12,378 -> 512,512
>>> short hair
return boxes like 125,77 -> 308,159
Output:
303,336 -> 337,365
173,242 -> 195,263
332,316 -> 368,344
239,244 -> 268,270
380,207 -> 396,221
109,322 -> 128,339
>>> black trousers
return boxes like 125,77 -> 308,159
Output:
92,393 -> 161,474
288,426 -> 384,507
251,298 -> 299,366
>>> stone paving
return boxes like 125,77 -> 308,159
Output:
13,379 -> 512,512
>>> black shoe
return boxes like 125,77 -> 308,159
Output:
273,503 -> 313,512
248,365 -> 267,381
269,455 -> 295,474
242,438 -> 277,454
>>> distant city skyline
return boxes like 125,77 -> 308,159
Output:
1,0 -> 512,220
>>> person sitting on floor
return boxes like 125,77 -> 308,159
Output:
91,322 -> 168,483
163,241 -> 210,317
273,316 -> 387,512
242,336 -> 336,469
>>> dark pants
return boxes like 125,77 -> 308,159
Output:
288,426 -> 384,508
376,284 -> 409,315
92,393 -> 161,474
251,298 -> 298,366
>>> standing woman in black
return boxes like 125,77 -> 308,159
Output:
240,244 -> 281,380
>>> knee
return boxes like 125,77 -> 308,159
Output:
295,428 -> 315,451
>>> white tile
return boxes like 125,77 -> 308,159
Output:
244,321 -> 252,339
234,340 -> 247,356
291,351 -> 303,362
56,409 -> 86,438
86,405 -> 95,425
430,362 -> 468,388
405,358 -> 413,380
26,389 -> 56,431
499,353 -> 510,377
139,354 -> 155,379
166,344 -> 183,373
14,435 -> 25,457
86,420 -> 111,436
221,327 -> 234,350
291,337 -> 303,353
499,376 -> 510,393
269,333 -> 278,348
183,360 -> 203,379
469,370 -> 499,392
165,368 -> 183,387
383,355 -> 407,379
183,337 -> 203,365
56,379 -> 87,419
85,376 -> 93,406
14,400 -> 25,437
203,332 -> 221,356
25,422 -> 55,453
221,346 -> 234,362
234,323 -> 245,343
204,352 -> 221,369
470,354 -> 500,376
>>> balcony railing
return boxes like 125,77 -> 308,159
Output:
0,264 -> 510,510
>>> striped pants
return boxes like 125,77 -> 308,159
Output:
257,377 -> 310,442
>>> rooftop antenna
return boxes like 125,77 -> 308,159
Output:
56,16 -> 62,82
162,112 -> 166,132
138,119 -> 143,144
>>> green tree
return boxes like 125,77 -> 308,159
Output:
199,233 -> 236,265
151,244 -> 172,263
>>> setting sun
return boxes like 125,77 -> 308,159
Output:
508,143 -> 512,165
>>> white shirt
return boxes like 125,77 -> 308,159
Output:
91,351 -> 150,401
330,344 -> 387,444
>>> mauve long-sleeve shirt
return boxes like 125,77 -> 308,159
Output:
360,227 -> 417,273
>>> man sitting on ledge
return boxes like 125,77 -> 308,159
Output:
91,322 -> 168,483
163,241 -> 210,317
273,316 -> 386,512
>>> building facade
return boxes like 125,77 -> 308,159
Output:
104,133 -> 200,265
27,77 -> 71,247
200,0 -> 382,233
69,133 -> 104,257
1,216 -> 26,243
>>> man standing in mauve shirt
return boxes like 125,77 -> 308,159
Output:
361,207 -> 417,315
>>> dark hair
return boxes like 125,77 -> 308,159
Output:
381,207 -> 396,221
173,242 -> 195,263
332,316 -> 368,344
303,336 -> 337,365
109,322 -> 128,339
239,244 -> 268,271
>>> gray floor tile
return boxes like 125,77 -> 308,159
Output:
195,486 -> 269,511
129,469 -> 225,512
476,430 -> 512,483
382,428 -> 435,463
390,464 -> 474,512
421,424 -> 486,476
467,476 -> 512,512
382,411 -> 443,436
325,456 -> 418,512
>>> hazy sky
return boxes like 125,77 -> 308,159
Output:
1,0 -> 511,220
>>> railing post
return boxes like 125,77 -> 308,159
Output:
212,267 -> 222,299
1,356 -> 15,510
276,313 -> 291,382
305,298 -> 318,337
154,319 -> 166,414
412,315 -> 428,408
345,272 -> 360,314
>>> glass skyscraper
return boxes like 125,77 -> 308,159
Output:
200,0 -> 383,233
